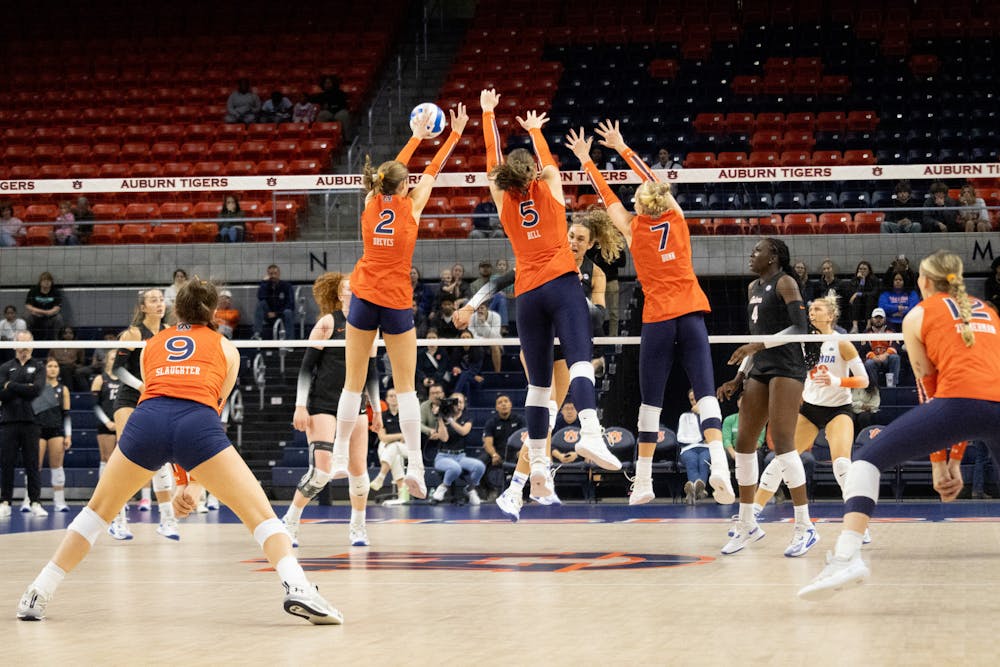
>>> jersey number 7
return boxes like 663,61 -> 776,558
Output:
650,220 -> 670,251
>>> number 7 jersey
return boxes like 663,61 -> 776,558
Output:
499,180 -> 577,296
353,194 -> 419,309
140,324 -> 229,413
629,209 -> 709,322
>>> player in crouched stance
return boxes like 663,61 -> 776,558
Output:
17,279 -> 342,625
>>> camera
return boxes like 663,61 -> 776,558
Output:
439,396 -> 460,419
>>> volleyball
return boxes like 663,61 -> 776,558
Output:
410,102 -> 447,138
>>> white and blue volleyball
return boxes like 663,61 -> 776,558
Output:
410,102 -> 446,138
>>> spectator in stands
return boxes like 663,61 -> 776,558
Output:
589,146 -> 613,170
878,272 -> 920,330
863,307 -> 901,387
428,294 -> 460,339
431,392 -> 484,504
985,257 -> 1000,314
469,201 -> 503,238
0,202 -> 25,247
72,197 -> 94,242
851,384 -> 881,432
479,394 -> 524,500
845,260 -> 880,333
371,387 -> 410,504
419,382 -> 448,449
587,241 -> 627,335
411,267 -> 433,316
417,330 -> 448,397
722,395 -> 766,461
882,254 -> 917,292
448,330 -> 485,398
310,75 -> 350,133
224,78 -> 261,124
957,183 -> 992,232
252,264 -> 295,340
468,303 -> 502,372
650,147 -> 682,170
554,401 -> 580,432
86,331 -> 117,381
452,263 -> 472,302
434,267 -> 463,307
50,326 -> 88,390
217,195 -> 245,243
923,181 -> 960,232
259,91 -> 293,123
678,388 -> 710,504
24,272 -> 64,341
53,201 -> 79,246
806,259 -> 852,330
791,260 -> 810,293
214,290 -> 240,339
411,298 -> 429,339
291,91 -> 318,124
881,180 -> 921,233
469,260 -> 493,294
1,305 -> 28,362
163,268 -> 187,321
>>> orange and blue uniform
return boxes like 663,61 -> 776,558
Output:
499,180 -> 578,296
141,324 -> 229,413
352,194 -> 419,310
920,293 -> 1000,401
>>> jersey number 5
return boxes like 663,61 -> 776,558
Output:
520,200 -> 539,228
165,336 -> 196,362
375,209 -> 395,235
650,220 -> 670,251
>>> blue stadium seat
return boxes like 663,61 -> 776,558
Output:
773,191 -> 806,209
871,190 -> 895,208
707,192 -> 741,211
806,191 -> 836,209
838,190 -> 871,208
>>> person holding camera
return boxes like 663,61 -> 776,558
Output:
430,393 -> 485,504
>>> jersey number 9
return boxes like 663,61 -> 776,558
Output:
165,336 -> 196,362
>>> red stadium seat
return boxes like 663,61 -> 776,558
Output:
162,162 -> 193,178
38,165 -> 67,179
150,223 -> 187,243
179,142 -> 209,161
751,215 -> 785,235
783,213 -> 818,234
748,151 -> 780,167
32,144 -> 63,165
8,165 -> 34,179
154,124 -> 185,143
88,224 -> 120,244
120,142 -> 150,163
683,152 -> 716,168
3,145 -> 34,165
423,196 -> 451,214
246,123 -> 278,140
119,223 -> 152,244
418,218 -> 442,238
193,202 -> 222,219
755,113 -> 785,131
277,123 -> 310,138
811,150 -> 843,166
151,142 -> 180,162
187,222 -> 219,243
300,139 -> 334,159
92,144 -> 121,164
687,218 -> 712,235
816,111 -> 847,132
782,132 -> 815,151
724,112 -> 756,134
256,160 -> 288,175
62,144 -> 93,164
33,127 -> 63,144
309,122 -> 343,142
843,150 -> 876,165
24,205 -> 59,222
780,151 -> 810,167
215,124 -> 247,142
68,164 -> 99,179
192,161 -> 224,177
287,158 -> 321,174
210,141 -> 239,161
731,75 -> 761,95
130,163 -> 162,178
124,203 -> 159,220
122,125 -> 154,144
853,212 -> 885,234
92,204 -> 125,221
693,113 -> 726,134
449,196 -> 480,213
249,222 -> 287,242
225,160 -> 256,177
24,226 -> 54,246
185,124 -> 218,142
820,75 -> 851,95
785,112 -> 816,131
99,164 -> 130,180
818,213 -> 852,234
716,152 -> 748,168
239,141 -> 269,162
440,218 -> 473,238
159,202 -> 194,219
268,140 -> 300,159
750,131 -> 782,151
846,111 -> 879,132
713,218 -> 747,235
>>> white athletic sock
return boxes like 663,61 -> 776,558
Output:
373,471 -> 386,485
275,556 -> 309,588
793,504 -> 812,526
53,489 -> 66,506
350,508 -> 364,527
159,503 -> 175,522
32,561 -> 66,598
578,408 -> 600,434
835,530 -> 864,560
833,457 -> 851,492
510,472 -> 528,492
636,456 -> 652,481
99,461 -> 106,478
141,486 -> 152,502
751,502 -> 763,518
117,506 -> 127,523
285,502 -> 304,521
707,440 -> 727,472
738,502 -> 756,525
333,390 -> 362,454
396,391 -> 422,458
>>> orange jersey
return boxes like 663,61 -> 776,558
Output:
629,209 -> 710,322
352,194 -> 419,309
499,180 -> 577,296
920,292 -> 1000,401
139,324 -> 230,413
213,307 -> 240,330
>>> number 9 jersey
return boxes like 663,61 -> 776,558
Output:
499,180 -> 577,296
352,194 -> 419,309
139,324 -> 230,413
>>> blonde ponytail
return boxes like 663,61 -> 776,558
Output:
920,250 -> 975,347
635,181 -> 673,217
949,274 -> 976,347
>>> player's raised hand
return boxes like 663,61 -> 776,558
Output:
595,119 -> 627,152
516,110 -> 549,131
450,102 -> 469,135
411,106 -> 438,140
564,127 -> 593,163
480,88 -> 501,112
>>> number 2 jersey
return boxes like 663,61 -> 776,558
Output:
352,193 -> 419,309
499,180 -> 577,296
139,324 -> 230,413
920,292 -> 1000,401
748,270 -> 806,379
629,208 -> 710,323
803,337 -> 852,407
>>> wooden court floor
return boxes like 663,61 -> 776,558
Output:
3,501 -> 999,666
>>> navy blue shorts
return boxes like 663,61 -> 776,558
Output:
347,294 -> 414,335
516,272 -> 591,386
638,313 -> 716,406
117,397 -> 232,472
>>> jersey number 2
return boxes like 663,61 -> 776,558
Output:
520,200 -> 539,228
375,209 -> 395,234
165,336 -> 196,362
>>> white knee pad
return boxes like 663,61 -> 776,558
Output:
776,451 -> 807,489
637,404 -> 661,432
253,517 -> 288,548
695,396 -> 722,423
152,463 -> 173,492
843,460 -> 881,503
568,361 -> 595,383
297,466 -> 331,500
526,384 -> 552,408
734,452 -> 758,487
349,473 -> 370,497
758,458 -> 783,493
51,467 -> 66,488
833,457 -> 852,496
548,400 -> 559,432
68,506 -> 108,546
396,390 -> 420,420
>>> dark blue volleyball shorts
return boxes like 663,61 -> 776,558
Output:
117,397 -> 232,472
347,294 -> 414,335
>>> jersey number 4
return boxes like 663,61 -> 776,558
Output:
650,220 -> 670,251
520,200 -> 539,228
375,209 -> 395,234
165,336 -> 196,362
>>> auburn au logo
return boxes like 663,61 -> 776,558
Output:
247,551 -> 714,573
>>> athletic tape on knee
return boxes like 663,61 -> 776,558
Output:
843,460 -> 881,503
253,517 -> 287,548
696,396 -> 722,431
735,452 -> 758,487
758,458 -> 783,493
349,473 -> 370,497
776,451 -> 807,489
51,467 -> 65,488
637,404 -> 662,433
526,384 -> 552,408
152,463 -> 173,492
68,506 -> 108,546
568,361 -> 595,384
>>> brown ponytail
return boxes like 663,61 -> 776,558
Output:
572,208 -> 626,263
490,148 -> 535,193
174,276 -> 219,329
363,155 -> 408,198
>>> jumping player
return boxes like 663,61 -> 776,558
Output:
717,238 -> 816,557
799,250 -> 1000,600
565,122 -> 735,506
108,289 -> 179,541
282,273 -> 381,547
329,103 -> 467,501
17,278 -> 342,624
479,88 -> 621,502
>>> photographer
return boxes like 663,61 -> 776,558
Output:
420,383 -> 449,449
430,393 -> 485,504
